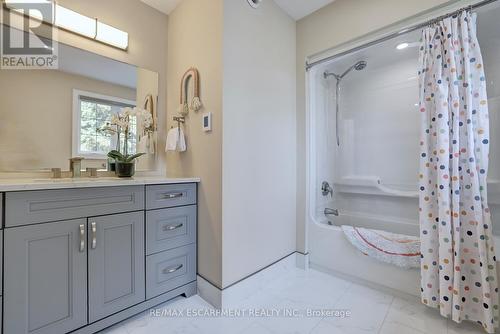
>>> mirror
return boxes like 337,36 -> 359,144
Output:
0,37 -> 159,173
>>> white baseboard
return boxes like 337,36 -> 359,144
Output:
197,275 -> 223,309
296,252 -> 310,270
197,252 -> 304,308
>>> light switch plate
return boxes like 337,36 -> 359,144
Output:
203,112 -> 212,132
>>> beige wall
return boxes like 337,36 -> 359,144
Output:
222,0 -> 296,287
295,0 -> 456,253
0,70 -> 134,171
1,0 -> 168,173
166,0 -> 224,288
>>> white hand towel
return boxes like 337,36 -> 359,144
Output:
138,132 -> 157,154
166,127 -> 186,152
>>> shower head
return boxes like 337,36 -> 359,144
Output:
340,60 -> 367,79
324,60 -> 368,80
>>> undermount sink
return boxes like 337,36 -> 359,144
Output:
32,177 -> 122,183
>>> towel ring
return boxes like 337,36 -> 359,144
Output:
179,67 -> 202,115
143,94 -> 157,131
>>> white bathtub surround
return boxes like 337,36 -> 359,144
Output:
306,28 -> 425,298
197,252 -> 301,309
419,11 -> 498,333
101,266 -> 487,334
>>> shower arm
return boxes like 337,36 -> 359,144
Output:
339,64 -> 356,79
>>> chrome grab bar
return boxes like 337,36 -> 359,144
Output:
79,224 -> 85,252
162,264 -> 183,274
91,222 -> 97,249
161,192 -> 183,199
163,223 -> 183,231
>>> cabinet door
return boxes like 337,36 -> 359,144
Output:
88,211 -> 145,323
4,219 -> 88,334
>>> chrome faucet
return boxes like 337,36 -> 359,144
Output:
324,208 -> 339,217
69,157 -> 84,178
51,168 -> 62,179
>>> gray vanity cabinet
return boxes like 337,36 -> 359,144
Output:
88,211 -> 145,323
4,219 -> 88,334
1,182 -> 198,334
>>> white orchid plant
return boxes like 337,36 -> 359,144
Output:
100,106 -> 153,160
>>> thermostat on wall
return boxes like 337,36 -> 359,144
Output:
203,112 -> 212,132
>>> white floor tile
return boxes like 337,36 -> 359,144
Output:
239,322 -> 275,334
97,268 -> 484,334
310,319 -> 379,334
378,297 -> 447,334
447,319 -> 487,334
266,269 -> 352,309
252,299 -> 324,334
323,284 -> 394,333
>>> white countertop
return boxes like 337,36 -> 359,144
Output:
0,176 -> 200,192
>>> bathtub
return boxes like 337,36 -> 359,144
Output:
308,207 -> 500,297
308,208 -> 421,296
305,36 -> 500,298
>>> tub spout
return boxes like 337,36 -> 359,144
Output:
324,208 -> 339,217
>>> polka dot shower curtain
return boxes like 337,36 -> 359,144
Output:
418,11 -> 499,333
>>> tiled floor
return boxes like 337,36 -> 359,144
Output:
102,267 -> 486,334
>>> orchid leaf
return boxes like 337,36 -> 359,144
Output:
125,153 -> 146,162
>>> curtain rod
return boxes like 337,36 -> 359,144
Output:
305,0 -> 498,71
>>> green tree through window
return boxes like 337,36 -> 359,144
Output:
78,96 -> 136,157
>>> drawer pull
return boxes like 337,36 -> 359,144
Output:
162,264 -> 183,274
163,223 -> 183,231
91,222 -> 97,249
161,192 -> 183,199
79,224 -> 85,252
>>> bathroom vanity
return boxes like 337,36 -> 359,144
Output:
0,178 -> 199,334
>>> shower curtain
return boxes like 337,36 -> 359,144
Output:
418,11 -> 499,333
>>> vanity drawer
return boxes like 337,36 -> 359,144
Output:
5,186 -> 144,227
146,183 -> 196,210
0,230 -> 2,295
146,205 -> 197,255
146,244 -> 196,299
0,193 -> 3,228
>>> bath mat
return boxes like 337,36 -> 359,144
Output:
341,225 -> 420,269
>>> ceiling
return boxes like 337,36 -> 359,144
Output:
140,0 -> 335,21
273,0 -> 335,20
139,0 -> 182,15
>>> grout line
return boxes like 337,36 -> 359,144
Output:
377,296 -> 395,334
308,317 -> 324,334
